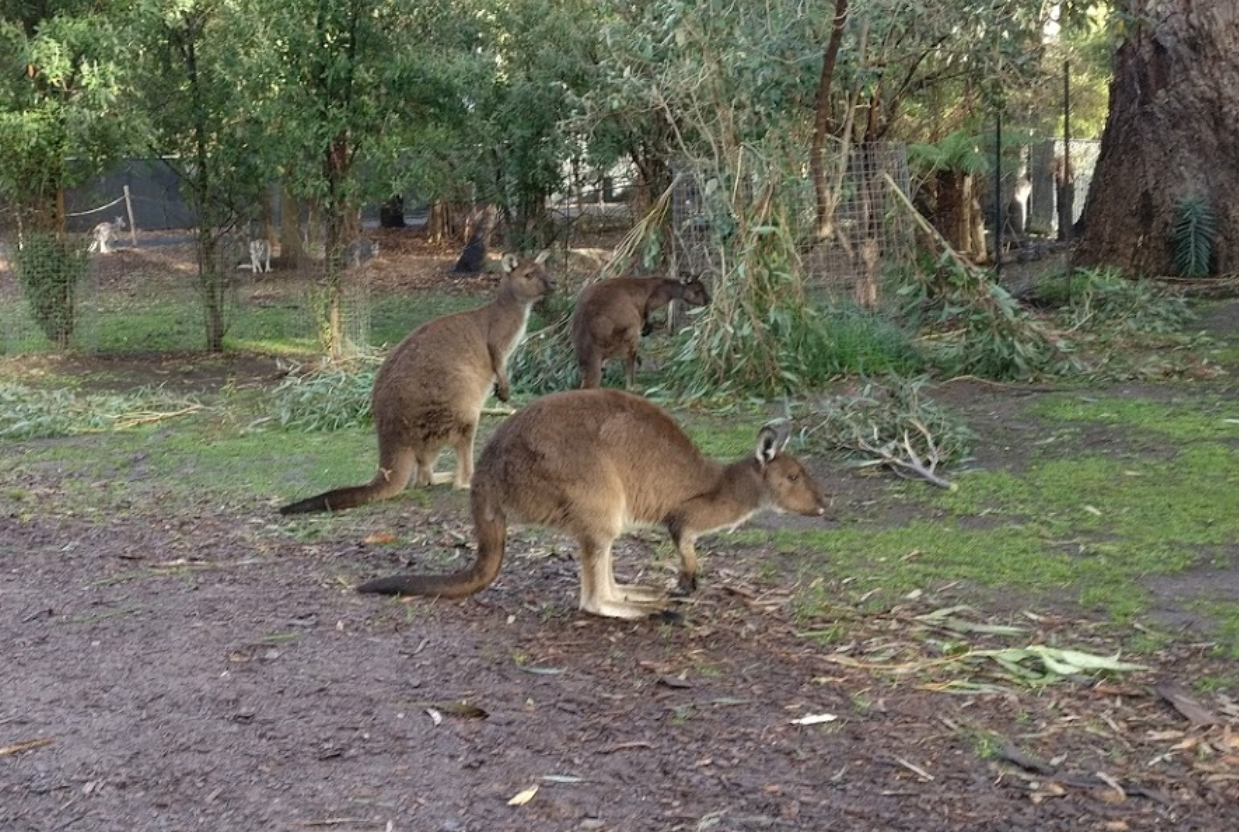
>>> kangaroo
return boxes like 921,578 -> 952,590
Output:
248,239 -> 272,273
356,389 -> 829,618
279,251 -> 554,515
344,237 -> 379,268
88,216 -> 126,254
571,277 -> 711,389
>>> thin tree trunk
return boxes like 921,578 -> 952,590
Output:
809,0 -> 850,239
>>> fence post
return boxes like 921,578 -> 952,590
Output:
123,185 -> 138,246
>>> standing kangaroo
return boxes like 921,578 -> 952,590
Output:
356,389 -> 829,618
280,251 -> 554,515
571,277 -> 711,389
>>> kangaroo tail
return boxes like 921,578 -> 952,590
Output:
279,484 -> 377,515
356,479 -> 507,599
280,458 -> 413,515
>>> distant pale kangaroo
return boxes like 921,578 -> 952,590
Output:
88,216 -> 126,254
571,276 -> 711,389
280,251 -> 554,515
356,389 -> 829,618
248,239 -> 272,273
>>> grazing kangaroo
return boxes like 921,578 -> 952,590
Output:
280,251 -> 554,515
356,389 -> 829,618
88,216 -> 126,254
571,277 -> 711,389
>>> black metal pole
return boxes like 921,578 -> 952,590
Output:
1060,59 -> 1074,241
994,108 -> 1003,278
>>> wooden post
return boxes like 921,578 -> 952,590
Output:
123,185 -> 138,247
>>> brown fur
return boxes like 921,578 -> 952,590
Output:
571,277 -> 711,389
356,389 -> 829,618
280,252 -> 554,515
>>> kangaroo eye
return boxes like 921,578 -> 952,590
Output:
788,474 -> 799,482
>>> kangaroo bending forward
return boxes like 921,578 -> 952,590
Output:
356,389 -> 829,618
571,277 -> 711,389
280,252 -> 554,515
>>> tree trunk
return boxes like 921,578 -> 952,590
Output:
279,187 -> 307,268
1074,0 -> 1239,275
933,171 -> 987,262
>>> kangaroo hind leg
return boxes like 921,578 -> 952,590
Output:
579,535 -> 671,618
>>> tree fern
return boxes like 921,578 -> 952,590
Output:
1172,195 -> 1215,278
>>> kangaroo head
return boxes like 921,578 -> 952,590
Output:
755,423 -> 829,517
500,250 -> 556,301
680,277 -> 711,308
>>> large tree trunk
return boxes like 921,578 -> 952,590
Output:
1074,1 -> 1239,275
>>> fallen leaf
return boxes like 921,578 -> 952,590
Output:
790,713 -> 838,726
425,708 -> 442,726
362,532 -> 397,545
507,785 -> 538,806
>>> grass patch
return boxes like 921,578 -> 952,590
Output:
1033,393 -> 1239,443
782,442 -> 1239,629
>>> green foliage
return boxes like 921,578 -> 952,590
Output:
899,256 -> 1080,381
0,382 -> 197,439
11,233 -> 89,349
509,311 -> 579,396
908,131 -> 991,177
0,11 -> 137,227
1037,267 -> 1194,334
270,358 -> 378,432
657,193 -> 920,399
1172,195 -> 1216,278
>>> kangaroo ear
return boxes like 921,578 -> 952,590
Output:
501,253 -> 519,272
534,249 -> 551,265
755,422 -> 790,465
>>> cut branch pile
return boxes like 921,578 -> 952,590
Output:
801,376 -> 973,489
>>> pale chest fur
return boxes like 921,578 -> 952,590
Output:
493,305 -> 532,375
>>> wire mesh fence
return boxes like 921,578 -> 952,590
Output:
0,223 -> 379,358
671,142 -> 915,307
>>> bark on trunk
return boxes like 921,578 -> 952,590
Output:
933,171 -> 987,263
1074,0 -> 1239,275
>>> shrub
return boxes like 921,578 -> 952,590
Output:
12,234 -> 89,349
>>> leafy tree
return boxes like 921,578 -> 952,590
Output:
135,0 -> 272,352
0,1 -> 137,349
250,0 -> 457,359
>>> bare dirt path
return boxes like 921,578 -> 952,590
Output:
3,438 -> 1238,831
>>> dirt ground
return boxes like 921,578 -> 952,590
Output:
3,233 -> 1239,831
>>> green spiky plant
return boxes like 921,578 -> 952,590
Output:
1172,195 -> 1215,278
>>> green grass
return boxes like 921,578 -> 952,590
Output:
1034,393 -> 1239,442
778,436 -> 1239,636
4,286 -> 487,357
